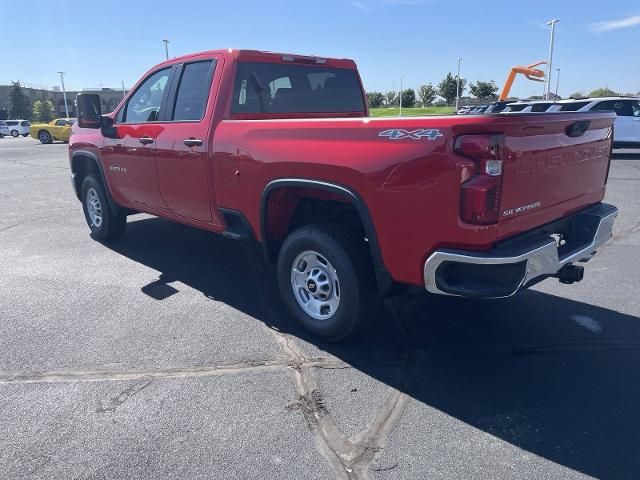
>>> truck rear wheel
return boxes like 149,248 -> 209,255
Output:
277,224 -> 378,341
81,175 -> 126,241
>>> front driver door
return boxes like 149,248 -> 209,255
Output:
102,67 -> 173,210
154,58 -> 222,225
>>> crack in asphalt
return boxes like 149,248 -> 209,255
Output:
0,357 -> 352,384
269,316 -> 411,479
96,377 -> 153,413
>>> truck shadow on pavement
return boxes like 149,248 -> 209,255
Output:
108,216 -> 640,480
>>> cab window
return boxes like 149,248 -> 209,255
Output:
122,68 -> 171,123
55,119 -> 67,126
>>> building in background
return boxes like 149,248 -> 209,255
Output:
0,85 -> 127,119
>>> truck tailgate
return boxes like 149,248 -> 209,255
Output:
494,112 -> 615,239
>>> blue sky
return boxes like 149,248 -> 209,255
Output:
1,0 -> 638,99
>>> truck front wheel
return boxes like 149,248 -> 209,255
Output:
277,224 -> 378,341
81,175 -> 126,241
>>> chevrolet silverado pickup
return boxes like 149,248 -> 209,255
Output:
70,49 -> 618,341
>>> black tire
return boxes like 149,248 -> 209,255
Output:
38,130 -> 52,144
277,223 -> 379,341
21,134 -> 28,137
80,175 -> 126,241
10,130 -> 19,137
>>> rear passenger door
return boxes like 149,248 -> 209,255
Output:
154,57 -> 223,225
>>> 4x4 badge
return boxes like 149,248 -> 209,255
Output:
378,128 -> 443,140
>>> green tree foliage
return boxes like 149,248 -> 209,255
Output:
385,91 -> 399,107
469,80 -> 499,100
438,73 -> 466,105
0,108 -> 8,120
418,84 -> 437,106
366,91 -> 385,108
569,91 -> 586,99
32,99 -> 55,123
589,87 -> 619,98
9,81 -> 31,119
401,88 -> 416,108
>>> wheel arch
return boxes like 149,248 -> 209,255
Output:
70,150 -> 121,215
260,178 -> 393,294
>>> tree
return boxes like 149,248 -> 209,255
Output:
366,91 -> 384,108
589,87 -> 619,98
418,84 -> 437,106
569,91 -> 586,99
32,99 -> 54,123
401,88 -> 416,108
438,73 -> 466,106
9,81 -> 31,119
0,108 -> 7,120
384,91 -> 398,107
469,80 -> 499,100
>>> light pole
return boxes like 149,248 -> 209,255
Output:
163,39 -> 170,60
57,71 -> 69,118
121,81 -> 126,100
554,68 -> 561,99
455,58 -> 462,110
545,19 -> 559,100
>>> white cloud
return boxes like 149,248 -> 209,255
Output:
352,1 -> 370,10
589,15 -> 640,33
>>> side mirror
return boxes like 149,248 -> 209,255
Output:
76,93 -> 102,129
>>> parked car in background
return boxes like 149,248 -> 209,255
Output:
468,104 -> 489,114
457,106 -> 473,114
484,100 -> 516,114
546,99 -> 592,112
4,120 -> 31,137
549,97 -> 640,148
29,118 -> 76,144
0,121 -> 10,137
502,100 -> 556,113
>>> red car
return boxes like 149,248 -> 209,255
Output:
70,49 -> 618,341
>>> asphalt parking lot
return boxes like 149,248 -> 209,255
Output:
1,137 -> 639,479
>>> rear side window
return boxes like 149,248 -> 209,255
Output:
21,121 -> 30,127
559,101 -> 589,112
231,61 -> 365,115
172,60 -> 215,121
592,100 -> 634,116
531,103 -> 552,112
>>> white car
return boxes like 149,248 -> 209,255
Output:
548,97 -> 640,148
0,121 -> 10,137
502,100 -> 556,113
3,119 -> 31,137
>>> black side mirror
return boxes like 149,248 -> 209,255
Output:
76,93 -> 102,129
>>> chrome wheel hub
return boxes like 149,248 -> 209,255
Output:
291,250 -> 340,320
86,187 -> 103,228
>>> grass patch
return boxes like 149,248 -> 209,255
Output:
369,107 -> 455,117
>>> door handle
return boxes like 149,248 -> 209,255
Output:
139,136 -> 154,145
183,138 -> 203,147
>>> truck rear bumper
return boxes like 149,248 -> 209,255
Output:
423,202 -> 618,298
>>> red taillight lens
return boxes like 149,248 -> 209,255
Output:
455,134 -> 505,225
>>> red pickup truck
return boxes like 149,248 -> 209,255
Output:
71,49 -> 618,341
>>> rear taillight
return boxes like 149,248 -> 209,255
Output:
455,134 -> 505,224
